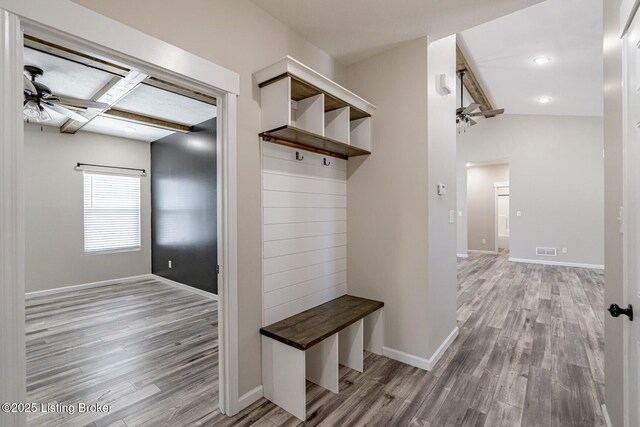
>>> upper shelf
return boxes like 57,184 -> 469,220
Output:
260,125 -> 371,158
254,56 -> 376,116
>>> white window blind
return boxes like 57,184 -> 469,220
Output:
83,172 -> 141,253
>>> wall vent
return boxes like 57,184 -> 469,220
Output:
536,247 -> 557,257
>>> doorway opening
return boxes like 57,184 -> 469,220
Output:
495,182 -> 510,252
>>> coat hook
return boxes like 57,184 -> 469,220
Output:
323,158 -> 331,166
296,152 -> 304,161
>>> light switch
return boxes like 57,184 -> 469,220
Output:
458,211 -> 463,217
516,211 -> 522,217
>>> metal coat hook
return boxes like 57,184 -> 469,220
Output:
323,158 -> 331,166
296,152 -> 304,161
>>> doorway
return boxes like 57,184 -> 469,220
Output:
0,2 -> 240,423
495,183 -> 510,251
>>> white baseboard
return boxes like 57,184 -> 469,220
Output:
25,274 -> 154,298
237,385 -> 263,412
467,250 -> 498,255
509,257 -> 604,270
456,253 -> 469,258
383,326 -> 459,371
601,404 -> 612,427
152,274 -> 218,300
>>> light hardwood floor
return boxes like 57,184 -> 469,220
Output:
26,252 -> 605,426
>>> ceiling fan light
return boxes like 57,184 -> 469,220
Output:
23,100 -> 40,118
39,106 -> 51,122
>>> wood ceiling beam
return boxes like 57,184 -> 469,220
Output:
24,34 -> 129,78
144,77 -> 217,106
456,44 -> 497,117
101,109 -> 191,133
60,71 -> 148,134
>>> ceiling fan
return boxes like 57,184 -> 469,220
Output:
23,65 -> 109,124
456,69 -> 504,133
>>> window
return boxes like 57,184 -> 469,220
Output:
83,172 -> 141,253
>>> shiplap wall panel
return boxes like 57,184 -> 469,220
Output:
263,246 -> 347,276
262,141 -> 347,326
264,221 -> 347,241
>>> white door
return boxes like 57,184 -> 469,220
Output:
623,8 -> 640,427
497,194 -> 509,249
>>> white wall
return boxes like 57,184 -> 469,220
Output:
457,114 -> 604,267
345,35 -> 458,364
71,0 -> 345,395
261,142 -> 347,325
24,124 -> 152,292
425,35 -> 458,357
466,163 -> 509,252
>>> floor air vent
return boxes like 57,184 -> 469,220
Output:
536,247 -> 557,257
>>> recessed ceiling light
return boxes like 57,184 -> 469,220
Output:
537,96 -> 552,104
466,163 -> 472,167
533,56 -> 551,65
123,126 -> 136,132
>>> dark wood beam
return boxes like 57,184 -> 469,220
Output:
144,77 -> 217,106
456,44 -> 497,117
24,35 -> 129,78
101,108 -> 191,133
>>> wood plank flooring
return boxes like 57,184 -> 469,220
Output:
25,278 -> 220,426
26,252 -> 605,426
222,252 -> 605,426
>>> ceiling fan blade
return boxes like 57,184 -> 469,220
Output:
469,118 -> 478,126
43,102 -> 89,123
469,108 -> 505,117
51,94 -> 109,110
23,75 -> 37,95
462,103 -> 481,115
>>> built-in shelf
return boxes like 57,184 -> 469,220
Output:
260,125 -> 371,158
255,56 -> 375,159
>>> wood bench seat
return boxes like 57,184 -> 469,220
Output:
260,294 -> 384,421
260,295 -> 384,350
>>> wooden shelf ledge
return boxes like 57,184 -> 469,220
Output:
260,125 -> 371,159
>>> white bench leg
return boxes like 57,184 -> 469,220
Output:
339,319 -> 364,372
364,309 -> 383,355
306,333 -> 339,393
262,336 -> 307,421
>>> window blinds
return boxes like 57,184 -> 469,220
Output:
83,172 -> 141,253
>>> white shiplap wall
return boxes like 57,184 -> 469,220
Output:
262,142 -> 347,325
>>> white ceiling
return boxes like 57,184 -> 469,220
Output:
23,47 -> 216,142
458,0 -> 603,117
250,0 -> 543,65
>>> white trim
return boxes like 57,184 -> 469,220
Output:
602,404 -> 613,427
382,327 -> 459,371
467,249 -> 498,255
509,257 -> 604,270
0,0 -> 241,419
493,181 -> 509,188
456,253 -> 469,258
238,385 -> 264,411
152,274 -> 218,301
253,56 -> 376,115
0,9 -> 25,427
25,274 -> 154,298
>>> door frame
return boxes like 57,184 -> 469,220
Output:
621,1 -> 640,426
0,1 -> 241,424
494,181 -> 509,253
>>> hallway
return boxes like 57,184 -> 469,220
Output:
222,252 -> 605,426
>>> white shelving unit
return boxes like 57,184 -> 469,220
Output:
255,56 -> 375,158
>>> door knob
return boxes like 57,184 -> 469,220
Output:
608,304 -> 633,321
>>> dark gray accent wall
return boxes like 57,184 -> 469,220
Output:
151,118 -> 217,294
